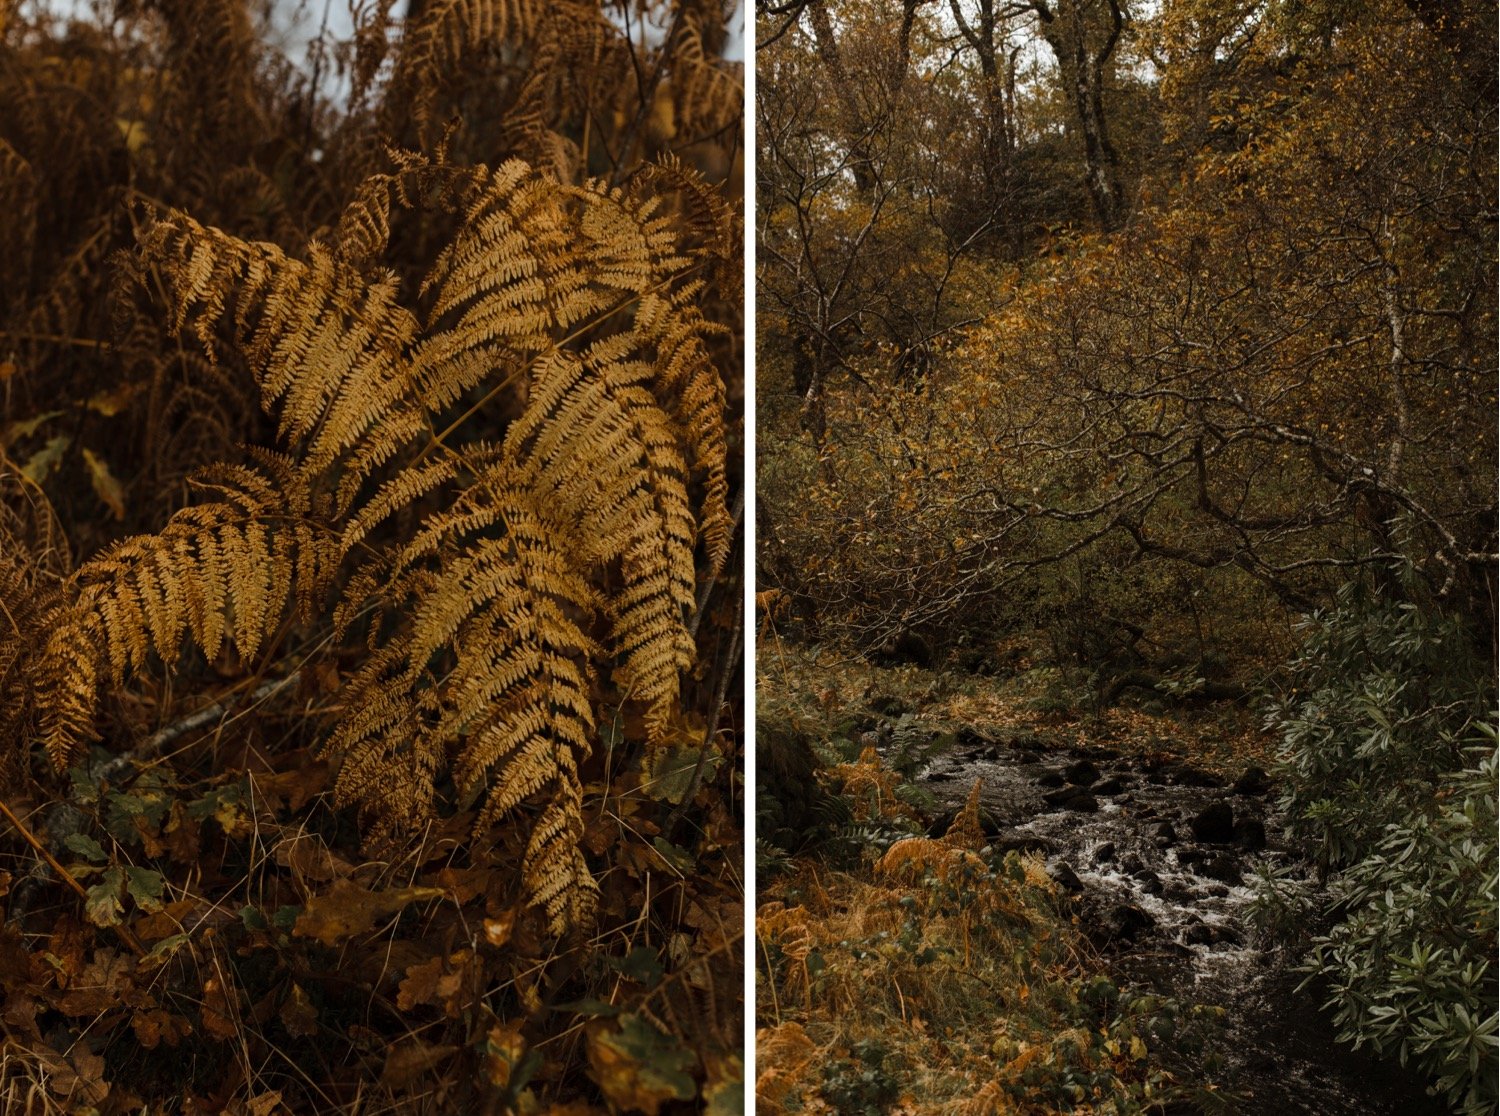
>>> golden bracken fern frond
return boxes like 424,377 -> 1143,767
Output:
35,457 -> 329,768
34,148 -> 731,936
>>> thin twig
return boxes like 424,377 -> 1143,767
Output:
96,671 -> 302,789
0,799 -> 145,956
8,672 -> 300,927
665,594 -> 742,839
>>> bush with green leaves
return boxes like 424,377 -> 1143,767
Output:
1270,582 -> 1491,865
1263,582 -> 1497,1114
1304,739 -> 1497,1115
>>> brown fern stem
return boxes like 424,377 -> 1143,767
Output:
0,798 -> 146,957
665,593 -> 741,841
611,6 -> 684,186
689,488 -> 743,641
0,330 -> 109,349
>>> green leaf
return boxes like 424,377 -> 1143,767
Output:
20,434 -> 68,482
84,866 -> 126,927
142,933 -> 189,967
125,866 -> 165,912
551,997 -> 623,1017
64,833 -> 107,863
271,905 -> 302,931
590,1014 -> 696,1108
506,1048 -> 543,1095
3,410 -> 62,446
68,767 -> 99,806
651,837 -> 695,873
606,946 -> 664,988
645,746 -> 721,805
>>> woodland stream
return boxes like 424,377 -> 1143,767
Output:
880,726 -> 1452,1115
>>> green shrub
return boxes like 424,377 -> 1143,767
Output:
1263,582 -> 1497,1114
1270,583 -> 1490,866
1304,739 -> 1497,1115
820,1039 -> 902,1115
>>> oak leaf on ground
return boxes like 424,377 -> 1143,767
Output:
292,879 -> 443,946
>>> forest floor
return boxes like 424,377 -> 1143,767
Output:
755,641 -> 1449,1115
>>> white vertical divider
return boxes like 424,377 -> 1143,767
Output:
741,0 -> 758,1098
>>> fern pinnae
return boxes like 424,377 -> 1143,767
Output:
96,587 -> 142,685
339,456 -> 459,558
38,628 -> 100,768
335,407 -> 432,517
636,293 -> 732,570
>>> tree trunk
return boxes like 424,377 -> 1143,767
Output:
1033,0 -> 1126,231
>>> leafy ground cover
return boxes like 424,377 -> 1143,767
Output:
757,638 -> 1272,780
755,640 -> 1240,1115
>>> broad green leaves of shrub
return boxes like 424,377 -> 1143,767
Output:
1304,738 -> 1497,1115
1265,582 -> 1497,1114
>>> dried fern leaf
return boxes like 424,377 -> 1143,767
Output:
35,465 -> 327,767
44,148 -> 732,936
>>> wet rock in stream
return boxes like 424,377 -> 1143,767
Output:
992,834 -> 1053,857
1134,869 -> 1164,895
1200,853 -> 1245,884
1168,764 -> 1227,789
1233,817 -> 1267,851
1085,901 -> 1155,947
1232,765 -> 1273,796
1048,862 -> 1085,893
1189,801 -> 1236,843
1041,786 -> 1093,808
1063,759 -> 1100,785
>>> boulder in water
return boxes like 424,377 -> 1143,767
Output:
1233,817 -> 1267,851
1184,921 -> 1214,945
1063,793 -> 1099,813
1171,764 -> 1227,789
1088,902 -> 1155,946
993,834 -> 1054,857
1064,759 -> 1100,785
1136,870 -> 1165,896
1049,862 -> 1085,893
1189,801 -> 1235,843
1232,765 -> 1273,795
1201,853 -> 1244,884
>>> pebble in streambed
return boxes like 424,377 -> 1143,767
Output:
884,728 -> 1450,1116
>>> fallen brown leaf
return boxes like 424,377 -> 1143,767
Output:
381,1038 -> 459,1090
292,879 -> 444,946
